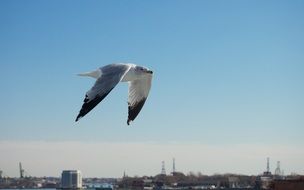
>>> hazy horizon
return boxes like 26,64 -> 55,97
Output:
1,140 -> 303,178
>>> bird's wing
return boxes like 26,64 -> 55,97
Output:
76,64 -> 131,122
127,74 -> 152,125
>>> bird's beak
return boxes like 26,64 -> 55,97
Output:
147,70 -> 153,74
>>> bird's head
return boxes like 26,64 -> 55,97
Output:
136,66 -> 153,74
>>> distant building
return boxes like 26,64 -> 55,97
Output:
228,176 -> 240,188
255,157 -> 274,189
61,170 -> 82,189
272,177 -> 304,190
259,176 -> 273,189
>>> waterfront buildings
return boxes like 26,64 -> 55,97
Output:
61,170 -> 82,189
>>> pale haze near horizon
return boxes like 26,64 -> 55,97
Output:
0,1 -> 304,177
1,141 -> 303,178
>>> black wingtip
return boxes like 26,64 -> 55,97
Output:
75,114 -> 82,122
128,99 -> 146,124
75,89 -> 114,123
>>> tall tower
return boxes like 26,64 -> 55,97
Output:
275,161 -> 281,176
172,158 -> 176,173
19,162 -> 24,178
161,161 -> 166,175
263,157 -> 272,176
267,157 -> 270,173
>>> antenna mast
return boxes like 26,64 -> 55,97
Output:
19,162 -> 24,178
267,157 -> 270,173
172,158 -> 176,173
161,161 -> 166,175
275,161 -> 281,176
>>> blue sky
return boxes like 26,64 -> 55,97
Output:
0,1 -> 304,177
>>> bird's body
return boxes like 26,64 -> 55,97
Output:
76,63 -> 153,125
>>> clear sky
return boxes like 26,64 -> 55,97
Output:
0,0 -> 303,177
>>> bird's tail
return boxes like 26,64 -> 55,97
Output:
77,69 -> 101,79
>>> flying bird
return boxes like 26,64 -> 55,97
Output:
75,63 -> 153,125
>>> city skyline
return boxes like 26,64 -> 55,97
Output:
1,1 -> 304,177
1,141 -> 303,178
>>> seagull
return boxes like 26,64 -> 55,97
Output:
75,63 -> 153,125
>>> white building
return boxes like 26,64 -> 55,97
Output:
61,170 -> 82,189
